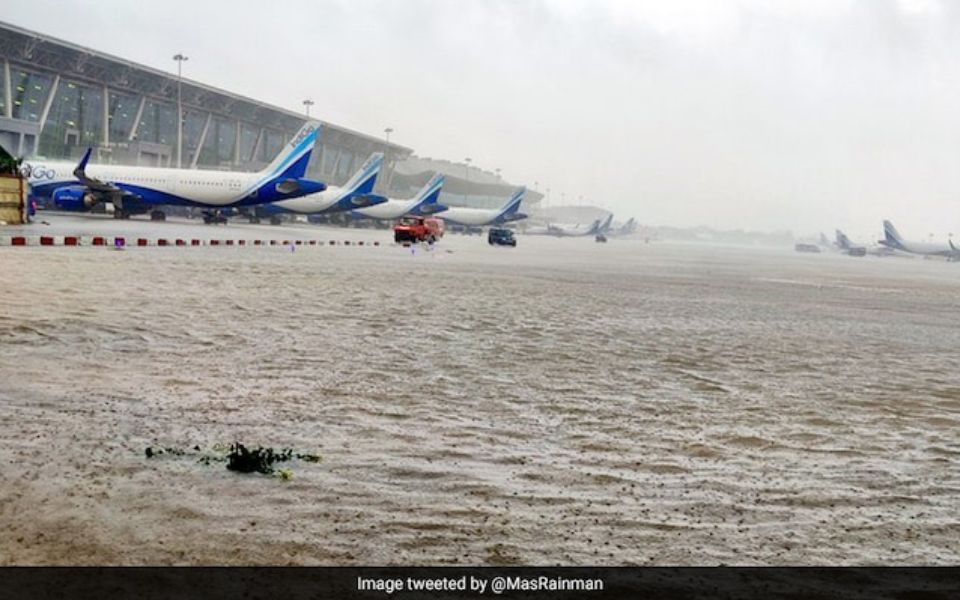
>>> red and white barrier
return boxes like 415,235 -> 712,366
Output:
0,234 -> 383,248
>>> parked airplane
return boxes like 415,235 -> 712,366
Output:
351,173 -> 447,220
833,229 -> 867,256
818,232 -> 834,250
612,217 -> 637,237
19,121 -> 326,219
248,152 -> 386,224
879,220 -> 960,260
440,187 -> 527,228
595,214 -> 614,235
526,218 -> 602,237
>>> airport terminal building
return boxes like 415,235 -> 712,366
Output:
0,20 -> 539,210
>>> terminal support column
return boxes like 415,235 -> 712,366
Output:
128,96 -> 146,141
190,113 -> 212,169
36,74 -> 60,154
250,127 -> 263,164
102,84 -> 109,151
3,61 -> 11,119
233,120 -> 241,166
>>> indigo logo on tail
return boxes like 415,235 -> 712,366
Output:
289,124 -> 318,150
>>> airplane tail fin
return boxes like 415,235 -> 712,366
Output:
259,121 -> 322,180
598,213 -> 614,234
496,187 -> 526,220
882,220 -> 907,250
835,229 -> 852,250
408,173 -> 446,215
340,152 -> 384,198
74,148 -> 93,180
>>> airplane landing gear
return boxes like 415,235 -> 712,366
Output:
202,210 -> 228,225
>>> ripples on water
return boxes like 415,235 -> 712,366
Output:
0,238 -> 958,565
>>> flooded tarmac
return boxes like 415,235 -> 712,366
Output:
1,215 -> 958,565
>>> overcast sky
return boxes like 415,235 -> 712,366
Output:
6,0 -> 960,236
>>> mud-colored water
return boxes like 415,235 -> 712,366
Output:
1,222 -> 958,565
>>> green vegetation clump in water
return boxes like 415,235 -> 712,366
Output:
144,442 -> 321,478
226,443 -> 291,474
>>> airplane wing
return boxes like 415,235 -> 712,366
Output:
418,202 -> 448,215
73,148 -> 123,195
350,193 -> 388,208
71,148 -> 144,213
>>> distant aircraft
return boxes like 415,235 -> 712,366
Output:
611,218 -> 637,237
248,152 -> 386,224
441,187 -> 527,228
834,229 -> 866,255
18,121 -> 326,219
525,218 -> 602,237
819,232 -> 834,250
879,220 -> 960,260
595,214 -> 614,235
351,173 -> 447,220
833,228 -> 909,258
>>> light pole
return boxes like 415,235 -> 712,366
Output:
302,99 -> 314,117
173,53 -> 188,169
383,127 -> 394,191
464,157 -> 471,203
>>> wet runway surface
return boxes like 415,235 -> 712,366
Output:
1,214 -> 958,565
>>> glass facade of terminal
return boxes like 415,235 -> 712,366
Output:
1,24 -> 528,204
1,36 -> 445,196
11,69 -> 52,122
108,91 -> 139,141
3,64 -> 320,172
39,80 -> 103,156
3,61 -> 520,206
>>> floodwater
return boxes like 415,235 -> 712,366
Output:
1,215 -> 958,565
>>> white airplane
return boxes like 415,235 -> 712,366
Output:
611,217 -> 637,237
526,218 -> 602,237
253,152 -> 387,224
595,213 -> 614,235
441,187 -> 527,228
879,220 -> 960,261
351,173 -> 447,220
833,229 -> 867,255
834,228 -> 909,258
20,121 -> 326,219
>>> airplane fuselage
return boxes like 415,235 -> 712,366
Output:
26,160 -> 318,208
267,185 -> 349,214
526,222 -> 597,237
354,199 -> 424,220
442,207 -> 525,227
880,238 -> 957,257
